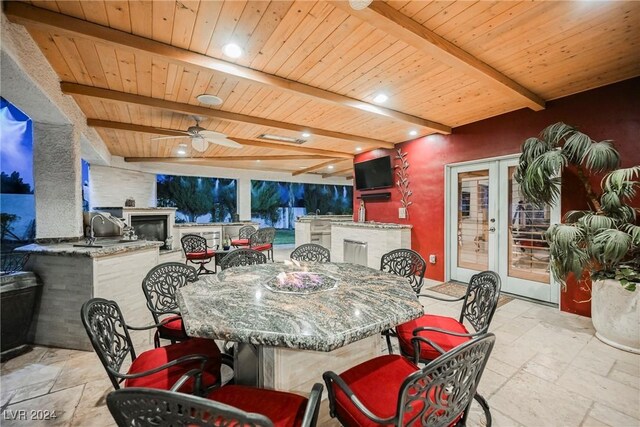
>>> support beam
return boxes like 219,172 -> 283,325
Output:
292,159 -> 341,176
62,83 -> 394,149
88,119 -> 354,159
125,155 -> 338,163
5,2 -> 451,134
333,1 -> 545,111
322,167 -> 354,178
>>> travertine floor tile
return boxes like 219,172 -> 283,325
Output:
2,384 -> 83,427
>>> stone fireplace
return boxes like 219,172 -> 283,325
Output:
130,215 -> 168,249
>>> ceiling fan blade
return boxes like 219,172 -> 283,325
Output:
206,137 -> 243,149
191,138 -> 208,152
150,135 -> 189,141
199,130 -> 227,139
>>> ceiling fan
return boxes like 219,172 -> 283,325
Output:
150,117 -> 242,152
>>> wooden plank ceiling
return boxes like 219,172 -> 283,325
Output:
5,0 -> 640,178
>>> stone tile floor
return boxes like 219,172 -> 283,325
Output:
1,246 -> 638,426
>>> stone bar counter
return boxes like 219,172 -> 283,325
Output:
174,221 -> 259,248
294,215 -> 353,249
16,239 -> 163,350
177,261 -> 423,394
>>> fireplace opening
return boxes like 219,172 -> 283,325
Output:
130,215 -> 168,249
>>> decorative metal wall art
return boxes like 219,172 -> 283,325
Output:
395,148 -> 412,216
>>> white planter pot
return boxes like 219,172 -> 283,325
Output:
591,279 -> 640,354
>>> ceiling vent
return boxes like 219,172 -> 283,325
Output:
257,134 -> 307,144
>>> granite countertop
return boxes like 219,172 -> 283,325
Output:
174,222 -> 258,228
296,215 -> 353,223
93,207 -> 177,211
331,221 -> 412,229
177,262 -> 423,352
15,239 -> 163,258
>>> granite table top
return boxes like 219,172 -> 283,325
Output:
177,262 -> 423,352
331,221 -> 412,229
15,239 -> 163,258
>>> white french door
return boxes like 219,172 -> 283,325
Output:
446,156 -> 560,303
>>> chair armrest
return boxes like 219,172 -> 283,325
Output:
169,368 -> 204,394
410,336 -> 446,364
125,316 -> 177,331
416,293 -> 465,303
301,383 -> 324,427
322,371 -> 396,425
114,354 -> 208,380
411,326 -> 484,338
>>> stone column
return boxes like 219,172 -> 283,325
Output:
33,122 -> 83,239
237,177 -> 252,221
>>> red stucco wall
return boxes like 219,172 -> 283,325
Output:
354,77 -> 640,316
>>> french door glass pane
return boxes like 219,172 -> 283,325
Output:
508,166 -> 551,283
457,171 -> 489,270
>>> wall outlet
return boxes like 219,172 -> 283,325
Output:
429,254 -> 437,264
398,207 -> 406,219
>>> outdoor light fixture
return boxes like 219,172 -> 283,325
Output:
349,0 -> 373,10
301,132 -> 311,138
373,93 -> 388,104
196,94 -> 223,106
223,43 -> 243,58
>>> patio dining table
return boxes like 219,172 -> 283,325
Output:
176,261 -> 423,393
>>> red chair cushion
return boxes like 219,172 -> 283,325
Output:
185,249 -> 215,260
208,385 -> 307,427
231,239 -> 250,246
125,338 -> 221,392
158,315 -> 188,340
332,355 -> 463,426
251,243 -> 272,252
396,314 -> 471,361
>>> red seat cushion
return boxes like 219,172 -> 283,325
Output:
396,314 -> 471,361
208,385 -> 307,427
333,355 -> 463,426
251,243 -> 272,252
158,315 -> 188,340
231,239 -> 250,246
185,249 -> 215,260
125,338 -> 221,392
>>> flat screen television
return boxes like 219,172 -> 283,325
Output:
354,156 -> 394,191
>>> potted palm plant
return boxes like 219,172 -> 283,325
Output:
515,122 -> 639,353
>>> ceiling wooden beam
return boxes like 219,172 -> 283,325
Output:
333,1 -> 545,111
322,167 -> 354,178
61,83 -> 394,149
88,119 -> 354,159
5,2 -> 451,134
125,156 -> 337,163
292,159 -> 342,177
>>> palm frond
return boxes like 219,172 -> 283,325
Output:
591,229 -> 632,265
563,210 -> 590,223
581,140 -> 620,173
622,223 -> 640,245
601,166 -> 640,195
562,131 -> 592,163
577,213 -> 616,232
546,224 -> 585,252
539,122 -> 575,146
521,137 -> 551,163
521,151 -> 566,205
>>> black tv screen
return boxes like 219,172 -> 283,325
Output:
354,156 -> 393,191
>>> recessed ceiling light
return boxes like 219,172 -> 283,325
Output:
409,130 -> 418,137
223,43 -> 243,59
256,160 -> 261,163
196,94 -> 223,106
328,165 -> 334,170
301,132 -> 311,138
177,149 -> 186,155
355,147 -> 362,152
349,0 -> 373,10
373,93 -> 388,104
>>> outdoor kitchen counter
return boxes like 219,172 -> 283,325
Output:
15,239 -> 163,258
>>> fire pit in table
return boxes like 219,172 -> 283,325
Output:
263,271 -> 338,294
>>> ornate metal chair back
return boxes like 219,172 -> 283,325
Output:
290,243 -> 331,263
397,334 -> 496,426
219,249 -> 267,271
107,388 -> 275,427
181,234 -> 208,254
237,225 -> 257,240
249,227 -> 276,247
81,298 -> 135,389
460,271 -> 502,333
380,249 -> 427,293
141,262 -> 198,324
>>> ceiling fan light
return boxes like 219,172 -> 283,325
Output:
223,43 -> 243,59
192,138 -> 208,152
349,0 -> 373,10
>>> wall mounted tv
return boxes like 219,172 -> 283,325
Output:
354,156 -> 394,191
